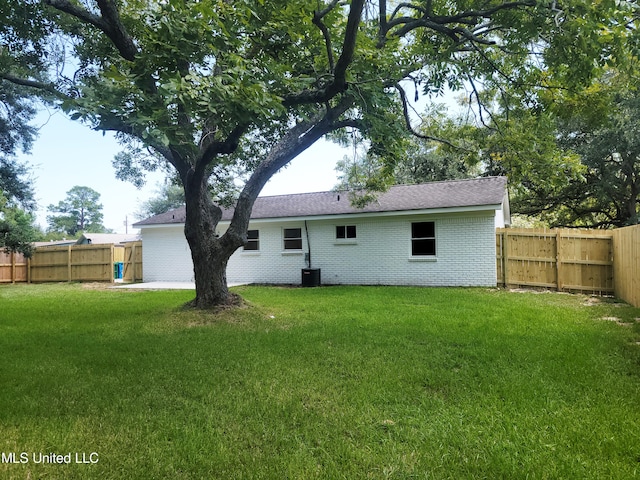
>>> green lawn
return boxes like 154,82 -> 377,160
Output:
1,284 -> 639,479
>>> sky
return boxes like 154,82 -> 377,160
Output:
19,111 -> 350,234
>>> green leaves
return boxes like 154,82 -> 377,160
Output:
549,68 -> 640,227
0,191 -> 37,257
428,58 -> 640,228
46,186 -> 106,235
0,157 -> 39,256
5,0 -> 636,223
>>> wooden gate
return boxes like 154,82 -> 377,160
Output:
123,241 -> 143,282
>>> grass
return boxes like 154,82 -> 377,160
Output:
0,283 -> 639,479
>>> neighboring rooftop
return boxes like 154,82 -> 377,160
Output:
34,233 -> 141,248
34,239 -> 77,248
76,233 -> 141,245
134,176 -> 508,227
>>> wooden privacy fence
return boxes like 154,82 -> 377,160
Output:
612,225 -> 640,307
2,229 -> 639,306
31,244 -> 119,282
497,228 -> 615,294
0,242 -> 142,283
0,251 -> 28,283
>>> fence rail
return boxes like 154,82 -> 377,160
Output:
496,228 -> 614,294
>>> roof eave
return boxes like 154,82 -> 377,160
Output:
135,203 -> 503,228
244,203 -> 504,223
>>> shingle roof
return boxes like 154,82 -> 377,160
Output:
134,176 -> 507,227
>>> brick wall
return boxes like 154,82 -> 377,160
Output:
226,212 -> 497,286
142,226 -> 194,282
226,221 -> 307,284
140,211 -> 498,287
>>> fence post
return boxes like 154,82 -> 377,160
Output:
67,245 -> 72,282
503,230 -> 509,288
556,230 -> 563,291
11,252 -> 15,284
110,244 -> 115,283
131,243 -> 136,281
497,231 -> 505,287
500,231 -> 505,286
131,242 -> 140,282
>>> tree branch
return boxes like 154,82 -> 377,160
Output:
390,17 -> 496,45
44,0 -> 138,61
44,0 -> 105,30
283,0 -> 365,107
378,0 -> 388,46
313,8 -> 337,72
315,0 -> 343,19
228,97 -> 355,245
0,73 -> 67,98
466,74 -> 501,133
95,0 -> 138,61
195,123 -> 249,179
95,114 -> 191,180
394,83 -> 461,150
433,1 -> 537,24
334,0 -> 364,84
382,0 -> 538,43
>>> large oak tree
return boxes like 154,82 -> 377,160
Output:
415,64 -> 640,228
536,67 -> 640,227
0,0 -> 625,306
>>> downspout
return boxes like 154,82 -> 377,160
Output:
304,220 -> 311,268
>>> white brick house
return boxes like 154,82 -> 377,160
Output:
134,177 -> 510,286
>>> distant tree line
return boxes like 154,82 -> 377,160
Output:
335,65 -> 640,229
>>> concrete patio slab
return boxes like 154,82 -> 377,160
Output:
113,282 -> 247,290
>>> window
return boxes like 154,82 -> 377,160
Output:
283,228 -> 302,250
336,225 -> 357,239
243,230 -> 259,251
411,222 -> 436,256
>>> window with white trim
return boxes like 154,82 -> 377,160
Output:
336,225 -> 357,239
243,230 -> 259,251
283,228 -> 303,250
411,221 -> 436,256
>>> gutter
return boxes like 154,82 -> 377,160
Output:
135,204 -> 504,229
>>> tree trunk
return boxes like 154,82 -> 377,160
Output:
179,106 -> 350,308
188,238 -> 235,308
183,174 -> 243,308
626,190 -> 638,226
